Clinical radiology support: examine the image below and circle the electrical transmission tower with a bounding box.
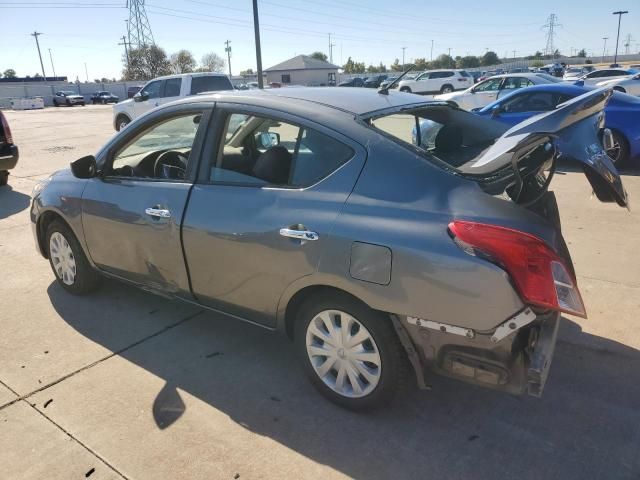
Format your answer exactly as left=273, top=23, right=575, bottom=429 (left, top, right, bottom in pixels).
left=542, top=14, right=561, bottom=57
left=126, top=0, right=154, bottom=49
left=624, top=34, right=633, bottom=55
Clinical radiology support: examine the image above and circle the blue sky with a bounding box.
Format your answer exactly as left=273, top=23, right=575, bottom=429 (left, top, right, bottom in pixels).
left=1, top=0, right=639, bottom=81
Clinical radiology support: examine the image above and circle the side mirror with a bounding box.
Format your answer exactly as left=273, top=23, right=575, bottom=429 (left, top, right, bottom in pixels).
left=256, top=132, right=280, bottom=149
left=490, top=105, right=503, bottom=118
left=133, top=92, right=148, bottom=102
left=70, top=155, right=97, bottom=179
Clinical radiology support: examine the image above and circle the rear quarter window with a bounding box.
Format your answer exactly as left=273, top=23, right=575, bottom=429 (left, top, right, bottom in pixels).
left=190, top=76, right=233, bottom=95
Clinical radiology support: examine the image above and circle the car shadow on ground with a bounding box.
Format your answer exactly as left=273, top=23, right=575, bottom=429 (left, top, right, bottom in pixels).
left=0, top=185, right=30, bottom=219
left=556, top=160, right=640, bottom=177
left=47, top=280, right=640, bottom=480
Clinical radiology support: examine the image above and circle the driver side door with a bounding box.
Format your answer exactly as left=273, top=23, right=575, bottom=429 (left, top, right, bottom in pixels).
left=81, top=105, right=210, bottom=296
left=468, top=77, right=503, bottom=109
left=133, top=79, right=163, bottom=118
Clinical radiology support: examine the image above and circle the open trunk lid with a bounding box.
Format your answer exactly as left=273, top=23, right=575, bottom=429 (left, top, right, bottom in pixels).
left=458, top=88, right=629, bottom=208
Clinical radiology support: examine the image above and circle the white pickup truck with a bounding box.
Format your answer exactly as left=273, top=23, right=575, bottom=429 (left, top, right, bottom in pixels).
left=113, top=72, right=233, bottom=131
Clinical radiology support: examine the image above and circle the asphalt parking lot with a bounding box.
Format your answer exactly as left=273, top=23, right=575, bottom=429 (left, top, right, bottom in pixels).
left=1, top=105, right=639, bottom=480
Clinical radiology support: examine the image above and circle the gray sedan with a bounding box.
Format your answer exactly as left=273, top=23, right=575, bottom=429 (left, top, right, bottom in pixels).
left=31, top=87, right=627, bottom=410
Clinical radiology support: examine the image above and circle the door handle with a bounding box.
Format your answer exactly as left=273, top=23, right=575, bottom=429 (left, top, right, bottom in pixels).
left=279, top=228, right=319, bottom=241
left=145, top=207, right=171, bottom=218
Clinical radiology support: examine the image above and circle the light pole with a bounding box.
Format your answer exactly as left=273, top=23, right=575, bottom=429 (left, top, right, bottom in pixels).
left=48, top=48, right=56, bottom=78
left=401, top=47, right=406, bottom=69
left=252, top=0, right=263, bottom=89
left=602, top=37, right=609, bottom=62
left=612, top=10, right=628, bottom=65
left=430, top=40, right=434, bottom=61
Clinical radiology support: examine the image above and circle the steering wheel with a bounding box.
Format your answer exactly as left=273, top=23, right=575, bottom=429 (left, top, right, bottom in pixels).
left=154, top=151, right=187, bottom=180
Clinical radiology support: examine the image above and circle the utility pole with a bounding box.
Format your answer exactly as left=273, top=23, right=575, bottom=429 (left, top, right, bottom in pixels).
left=252, top=0, right=263, bottom=89
left=512, top=50, right=516, bottom=59
left=401, top=47, right=406, bottom=69
left=118, top=35, right=130, bottom=73
left=224, top=39, right=232, bottom=77
left=84, top=62, right=88, bottom=82
left=328, top=33, right=335, bottom=63
left=31, top=31, right=46, bottom=80
left=602, top=37, right=609, bottom=62
left=48, top=48, right=56, bottom=78
left=430, top=40, right=434, bottom=61
left=612, top=10, right=628, bottom=65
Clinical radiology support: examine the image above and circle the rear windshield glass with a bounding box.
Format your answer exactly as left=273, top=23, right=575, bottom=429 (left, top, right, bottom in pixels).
left=190, top=76, right=233, bottom=95
left=368, top=107, right=507, bottom=171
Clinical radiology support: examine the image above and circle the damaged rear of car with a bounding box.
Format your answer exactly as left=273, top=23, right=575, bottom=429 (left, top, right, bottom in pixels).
left=361, top=88, right=627, bottom=398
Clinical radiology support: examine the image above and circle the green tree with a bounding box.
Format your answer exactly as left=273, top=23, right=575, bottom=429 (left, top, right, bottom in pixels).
left=2, top=68, right=17, bottom=78
left=170, top=49, right=197, bottom=74
left=530, top=60, right=544, bottom=68
left=199, top=52, right=226, bottom=72
left=240, top=68, right=255, bottom=76
left=457, top=56, right=480, bottom=68
left=431, top=54, right=455, bottom=69
left=310, top=51, right=328, bottom=62
left=577, top=49, right=587, bottom=58
left=413, top=57, right=429, bottom=70
left=390, top=58, right=403, bottom=72
left=342, top=57, right=355, bottom=73
left=123, top=45, right=172, bottom=80
left=481, top=51, right=500, bottom=66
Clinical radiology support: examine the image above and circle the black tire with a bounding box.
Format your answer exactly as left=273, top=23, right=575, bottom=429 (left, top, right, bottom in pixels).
left=80, top=102, right=85, bottom=106
left=440, top=84, right=454, bottom=94
left=53, top=100, right=59, bottom=107
left=115, top=115, right=130, bottom=131
left=608, top=130, right=630, bottom=168
left=66, top=100, right=71, bottom=106
left=0, top=170, right=8, bottom=186
left=399, top=86, right=411, bottom=93
left=92, top=99, right=96, bottom=105
left=294, top=291, right=409, bottom=410
left=46, top=220, right=102, bottom=295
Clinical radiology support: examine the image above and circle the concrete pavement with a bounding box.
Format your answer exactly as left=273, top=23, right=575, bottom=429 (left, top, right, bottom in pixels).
left=1, top=105, right=639, bottom=480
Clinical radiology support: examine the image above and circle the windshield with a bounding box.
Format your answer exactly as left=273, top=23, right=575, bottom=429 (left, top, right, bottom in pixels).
left=59, top=91, right=76, bottom=95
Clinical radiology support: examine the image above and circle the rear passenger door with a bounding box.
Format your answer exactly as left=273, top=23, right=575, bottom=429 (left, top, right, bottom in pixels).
left=182, top=104, right=366, bottom=327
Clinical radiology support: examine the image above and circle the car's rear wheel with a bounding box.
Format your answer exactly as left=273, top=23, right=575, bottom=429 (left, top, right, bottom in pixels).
left=399, top=86, right=411, bottom=93
left=440, top=84, right=454, bottom=94
left=46, top=220, right=101, bottom=295
left=607, top=130, right=630, bottom=168
left=115, top=115, right=130, bottom=131
left=295, top=292, right=408, bottom=410
left=0, top=170, right=8, bottom=186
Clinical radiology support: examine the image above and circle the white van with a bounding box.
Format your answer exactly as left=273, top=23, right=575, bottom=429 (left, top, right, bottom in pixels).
left=113, top=72, right=233, bottom=131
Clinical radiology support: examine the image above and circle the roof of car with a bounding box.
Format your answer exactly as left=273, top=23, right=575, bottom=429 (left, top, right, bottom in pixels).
left=193, top=87, right=434, bottom=115
left=152, top=72, right=230, bottom=81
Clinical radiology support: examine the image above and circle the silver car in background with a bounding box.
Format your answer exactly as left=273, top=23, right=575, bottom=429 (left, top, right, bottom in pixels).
left=31, top=87, right=627, bottom=410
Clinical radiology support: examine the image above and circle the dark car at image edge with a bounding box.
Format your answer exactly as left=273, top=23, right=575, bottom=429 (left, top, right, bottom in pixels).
left=0, top=110, right=18, bottom=186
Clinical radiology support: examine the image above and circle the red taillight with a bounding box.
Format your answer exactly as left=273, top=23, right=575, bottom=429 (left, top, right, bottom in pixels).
left=0, top=112, right=12, bottom=144
left=448, top=220, right=586, bottom=318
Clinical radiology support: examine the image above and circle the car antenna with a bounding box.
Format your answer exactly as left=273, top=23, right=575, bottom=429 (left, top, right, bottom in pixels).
left=378, top=64, right=415, bottom=95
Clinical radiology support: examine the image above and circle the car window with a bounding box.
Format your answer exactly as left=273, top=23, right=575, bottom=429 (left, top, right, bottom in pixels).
left=163, top=78, right=182, bottom=98
left=502, top=77, right=534, bottom=90
left=141, top=80, right=162, bottom=99
left=474, top=78, right=502, bottom=91
left=110, top=113, right=202, bottom=180
left=459, top=71, right=470, bottom=78
left=189, top=75, right=233, bottom=95
left=210, top=112, right=354, bottom=187
left=502, top=91, right=556, bottom=113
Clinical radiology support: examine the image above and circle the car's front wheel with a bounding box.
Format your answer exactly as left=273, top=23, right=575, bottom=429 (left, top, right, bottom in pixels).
left=115, top=115, right=130, bottom=131
left=440, top=84, right=454, bottom=94
left=295, top=292, right=408, bottom=410
left=0, top=170, right=8, bottom=186
left=46, top=220, right=101, bottom=295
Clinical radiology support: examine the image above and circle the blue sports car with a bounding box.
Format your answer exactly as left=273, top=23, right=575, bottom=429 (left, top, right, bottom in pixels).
left=476, top=84, right=640, bottom=167
left=413, top=85, right=640, bottom=167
